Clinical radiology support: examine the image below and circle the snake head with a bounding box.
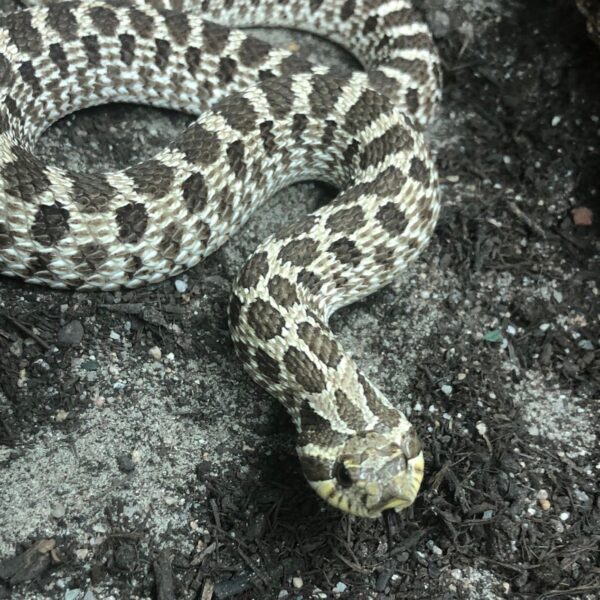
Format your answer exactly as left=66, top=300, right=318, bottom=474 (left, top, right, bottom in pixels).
left=299, top=425, right=424, bottom=518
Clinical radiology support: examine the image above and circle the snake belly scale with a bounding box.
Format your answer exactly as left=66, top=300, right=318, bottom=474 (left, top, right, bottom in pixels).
left=0, top=0, right=441, bottom=518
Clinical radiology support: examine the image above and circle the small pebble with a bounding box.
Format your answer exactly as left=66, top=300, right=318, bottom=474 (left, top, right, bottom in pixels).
left=57, top=320, right=84, bottom=346
left=75, top=549, right=89, bottom=561
left=148, top=346, right=162, bottom=361
left=174, top=279, right=188, bottom=293
left=559, top=512, right=570, bottom=521
left=55, top=410, right=69, bottom=423
left=117, top=454, right=136, bottom=473
left=571, top=206, right=593, bottom=226
left=440, top=384, right=453, bottom=396
left=292, top=576, right=303, bottom=589
left=333, top=581, right=347, bottom=594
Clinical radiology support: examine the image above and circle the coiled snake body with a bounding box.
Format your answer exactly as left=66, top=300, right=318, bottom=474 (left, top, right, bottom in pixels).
left=0, top=0, right=441, bottom=518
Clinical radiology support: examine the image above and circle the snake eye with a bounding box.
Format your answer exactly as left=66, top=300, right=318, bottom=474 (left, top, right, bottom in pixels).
left=334, top=462, right=353, bottom=488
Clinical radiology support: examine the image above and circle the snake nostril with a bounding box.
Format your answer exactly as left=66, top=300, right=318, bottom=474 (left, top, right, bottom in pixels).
left=403, top=427, right=422, bottom=460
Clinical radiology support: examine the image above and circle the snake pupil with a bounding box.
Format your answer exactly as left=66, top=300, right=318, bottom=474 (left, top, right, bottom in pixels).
left=335, top=462, right=353, bottom=488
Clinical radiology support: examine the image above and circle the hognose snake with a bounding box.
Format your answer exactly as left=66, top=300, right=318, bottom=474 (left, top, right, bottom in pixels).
left=0, top=0, right=441, bottom=519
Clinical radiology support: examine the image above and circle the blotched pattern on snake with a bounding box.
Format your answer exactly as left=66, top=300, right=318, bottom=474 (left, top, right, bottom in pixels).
left=0, top=0, right=441, bottom=518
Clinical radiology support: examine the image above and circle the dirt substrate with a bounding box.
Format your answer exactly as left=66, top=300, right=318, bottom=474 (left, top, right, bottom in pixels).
left=0, top=0, right=599, bottom=598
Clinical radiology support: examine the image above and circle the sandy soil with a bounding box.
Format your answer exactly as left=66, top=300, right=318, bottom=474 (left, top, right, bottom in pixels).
left=0, top=0, right=599, bottom=598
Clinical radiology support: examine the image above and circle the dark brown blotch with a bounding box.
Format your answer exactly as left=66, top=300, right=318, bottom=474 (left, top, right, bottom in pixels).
left=309, top=74, right=342, bottom=119
left=369, top=165, right=407, bottom=197
left=237, top=251, right=269, bottom=289
left=89, top=6, right=119, bottom=36
left=279, top=54, right=311, bottom=76
left=129, top=8, right=155, bottom=38
left=298, top=401, right=344, bottom=448
left=31, top=202, right=70, bottom=247
left=259, top=77, right=295, bottom=119
left=254, top=348, right=280, bottom=383
left=238, top=36, right=271, bottom=67
left=384, top=8, right=415, bottom=27
left=155, top=39, right=171, bottom=70
left=0, top=222, right=11, bottom=249
left=390, top=32, right=434, bottom=52
left=340, top=0, right=356, bottom=20
left=0, top=53, right=14, bottom=88
left=71, top=173, right=116, bottom=212
left=4, top=96, right=20, bottom=121
left=229, top=293, right=242, bottom=330
left=233, top=339, right=251, bottom=365
left=343, top=138, right=359, bottom=169
left=216, top=185, right=234, bottom=222
left=218, top=56, right=237, bottom=84
left=363, top=15, right=377, bottom=34
left=334, top=389, right=367, bottom=428
left=297, top=321, right=341, bottom=369
left=405, top=89, right=419, bottom=115
left=216, top=92, right=258, bottom=134
left=278, top=238, right=319, bottom=267
left=73, top=242, right=108, bottom=275
left=116, top=202, right=148, bottom=243
left=292, top=113, right=308, bottom=140
left=119, top=34, right=135, bottom=65
left=259, top=120, right=276, bottom=153
left=6, top=11, right=42, bottom=56
left=268, top=275, right=298, bottom=308
left=49, top=43, right=69, bottom=78
left=376, top=202, right=407, bottom=235
left=345, top=88, right=390, bottom=136
left=2, top=147, right=49, bottom=203
left=158, top=221, right=184, bottom=260
left=326, top=205, right=365, bottom=234
left=126, top=159, right=174, bottom=199
left=284, top=347, right=326, bottom=394
left=82, top=35, right=101, bottom=66
left=197, top=221, right=211, bottom=249
left=358, top=373, right=400, bottom=426
left=46, top=2, right=79, bottom=41
left=359, top=124, right=413, bottom=170
left=19, top=61, right=41, bottom=96
left=296, top=269, right=322, bottom=292
left=246, top=299, right=285, bottom=340
left=328, top=237, right=362, bottom=267
left=409, top=155, right=430, bottom=185
left=275, top=215, right=319, bottom=242
left=176, top=123, right=221, bottom=165
left=185, top=47, right=201, bottom=75
left=227, top=140, right=246, bottom=179
left=165, top=12, right=190, bottom=45
left=181, top=172, right=208, bottom=213
left=374, top=242, right=395, bottom=267
left=203, top=21, right=230, bottom=54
